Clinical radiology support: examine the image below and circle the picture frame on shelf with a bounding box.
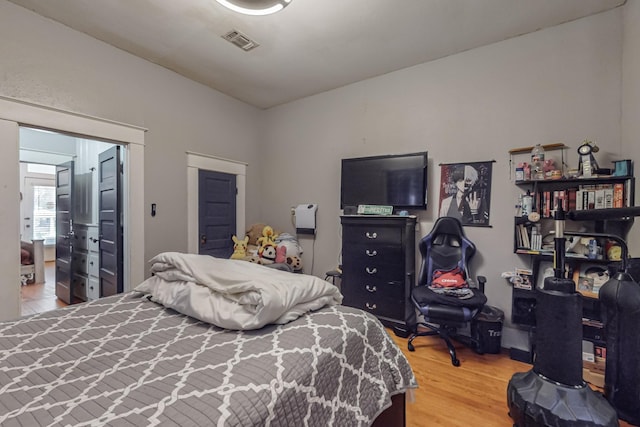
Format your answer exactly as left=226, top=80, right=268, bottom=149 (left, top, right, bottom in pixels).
left=514, top=268, right=533, bottom=290
left=573, top=265, right=609, bottom=297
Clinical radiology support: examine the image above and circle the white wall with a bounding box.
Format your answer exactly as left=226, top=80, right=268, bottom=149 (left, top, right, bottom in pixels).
left=261, top=9, right=627, bottom=349
left=1, top=0, right=636, bottom=351
left=622, top=0, right=640, bottom=254
left=0, top=0, right=265, bottom=267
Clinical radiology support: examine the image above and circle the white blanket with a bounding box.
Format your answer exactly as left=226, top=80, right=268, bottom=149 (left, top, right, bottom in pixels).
left=134, top=252, right=343, bottom=330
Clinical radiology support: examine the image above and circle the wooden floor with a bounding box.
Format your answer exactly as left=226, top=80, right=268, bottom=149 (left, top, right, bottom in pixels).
left=389, top=331, right=633, bottom=427
left=20, top=261, right=67, bottom=316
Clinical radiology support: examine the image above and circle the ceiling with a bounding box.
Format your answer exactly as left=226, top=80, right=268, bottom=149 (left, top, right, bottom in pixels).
left=9, top=0, right=625, bottom=109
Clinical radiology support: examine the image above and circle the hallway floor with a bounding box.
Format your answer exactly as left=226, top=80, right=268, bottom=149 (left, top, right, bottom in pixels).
left=20, top=261, right=67, bottom=316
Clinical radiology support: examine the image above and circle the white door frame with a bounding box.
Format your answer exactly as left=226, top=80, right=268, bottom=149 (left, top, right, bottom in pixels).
left=0, top=95, right=146, bottom=321
left=186, top=152, right=247, bottom=254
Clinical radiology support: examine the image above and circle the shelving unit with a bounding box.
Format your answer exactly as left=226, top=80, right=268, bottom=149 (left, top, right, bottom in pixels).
left=508, top=143, right=568, bottom=181
left=509, top=153, right=635, bottom=362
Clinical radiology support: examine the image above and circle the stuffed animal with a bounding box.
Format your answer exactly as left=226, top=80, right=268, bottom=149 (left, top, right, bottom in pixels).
left=245, top=223, right=268, bottom=246
left=275, top=245, right=287, bottom=264
left=259, top=243, right=277, bottom=264
left=245, top=254, right=261, bottom=263
left=286, top=255, right=303, bottom=272
left=275, top=233, right=302, bottom=257
left=230, top=235, right=249, bottom=259
left=257, top=225, right=278, bottom=249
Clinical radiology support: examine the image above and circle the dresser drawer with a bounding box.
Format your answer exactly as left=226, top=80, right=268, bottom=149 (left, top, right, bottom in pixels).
left=88, top=253, right=99, bottom=277
left=87, top=226, right=100, bottom=252
left=343, top=225, right=402, bottom=246
left=73, top=228, right=89, bottom=251
left=72, top=274, right=87, bottom=300
left=342, top=291, right=404, bottom=320
left=73, top=252, right=89, bottom=275
left=342, top=274, right=405, bottom=300
left=87, top=277, right=100, bottom=300
left=342, top=243, right=403, bottom=266
left=343, top=261, right=405, bottom=285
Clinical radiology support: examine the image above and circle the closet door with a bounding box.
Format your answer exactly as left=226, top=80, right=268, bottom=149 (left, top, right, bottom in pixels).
left=55, top=161, right=75, bottom=304
left=198, top=170, right=236, bottom=258
left=98, top=145, right=122, bottom=297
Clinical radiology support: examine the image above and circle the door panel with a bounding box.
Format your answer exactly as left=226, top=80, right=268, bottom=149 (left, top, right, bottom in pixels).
left=199, top=170, right=236, bottom=258
left=98, top=146, right=122, bottom=297
left=55, top=161, right=74, bottom=304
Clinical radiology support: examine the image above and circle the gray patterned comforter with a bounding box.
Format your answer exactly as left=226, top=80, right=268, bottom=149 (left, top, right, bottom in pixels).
left=0, top=293, right=416, bottom=426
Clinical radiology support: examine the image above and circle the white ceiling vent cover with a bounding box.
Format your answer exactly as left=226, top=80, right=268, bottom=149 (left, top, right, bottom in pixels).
left=222, top=30, right=259, bottom=51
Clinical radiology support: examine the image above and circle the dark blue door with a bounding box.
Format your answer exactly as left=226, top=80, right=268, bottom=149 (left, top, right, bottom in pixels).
left=55, top=161, right=74, bottom=304
left=199, top=170, right=236, bottom=258
left=98, top=146, right=122, bottom=297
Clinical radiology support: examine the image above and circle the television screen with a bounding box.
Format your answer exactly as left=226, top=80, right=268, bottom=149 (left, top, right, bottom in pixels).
left=341, top=152, right=428, bottom=210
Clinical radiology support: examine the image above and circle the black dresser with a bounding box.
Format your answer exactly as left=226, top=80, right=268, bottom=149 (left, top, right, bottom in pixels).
left=340, top=215, right=416, bottom=337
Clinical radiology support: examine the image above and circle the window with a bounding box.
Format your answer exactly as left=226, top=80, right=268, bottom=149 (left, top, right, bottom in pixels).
left=32, top=185, right=56, bottom=244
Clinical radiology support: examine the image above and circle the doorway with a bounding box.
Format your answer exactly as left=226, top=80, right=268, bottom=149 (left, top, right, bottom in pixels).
left=19, top=127, right=125, bottom=312
left=0, top=95, right=146, bottom=322
left=187, top=152, right=247, bottom=254
left=198, top=169, right=236, bottom=258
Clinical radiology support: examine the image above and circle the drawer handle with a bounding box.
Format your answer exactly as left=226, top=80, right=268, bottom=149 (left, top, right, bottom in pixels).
left=365, top=232, right=377, bottom=239
left=89, top=261, right=94, bottom=266
left=365, top=285, right=377, bottom=293
left=365, top=302, right=377, bottom=310
left=365, top=249, right=377, bottom=256
left=365, top=267, right=377, bottom=274
left=89, top=237, right=99, bottom=243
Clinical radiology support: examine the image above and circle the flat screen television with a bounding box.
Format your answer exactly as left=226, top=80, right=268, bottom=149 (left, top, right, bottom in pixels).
left=341, top=152, right=428, bottom=210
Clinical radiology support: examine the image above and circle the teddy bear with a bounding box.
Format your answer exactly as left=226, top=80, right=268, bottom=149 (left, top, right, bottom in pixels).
left=286, top=255, right=303, bottom=272
left=245, top=223, right=268, bottom=247
left=230, top=235, right=249, bottom=259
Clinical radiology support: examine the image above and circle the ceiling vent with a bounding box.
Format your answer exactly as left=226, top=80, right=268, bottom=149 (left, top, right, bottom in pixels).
left=222, top=30, right=259, bottom=51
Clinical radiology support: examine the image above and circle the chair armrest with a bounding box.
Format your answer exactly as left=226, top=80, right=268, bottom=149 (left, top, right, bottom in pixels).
left=476, top=275, right=486, bottom=293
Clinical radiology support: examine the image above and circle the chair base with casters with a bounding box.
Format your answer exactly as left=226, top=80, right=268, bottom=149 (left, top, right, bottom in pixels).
left=407, top=216, right=488, bottom=367
left=408, top=279, right=486, bottom=366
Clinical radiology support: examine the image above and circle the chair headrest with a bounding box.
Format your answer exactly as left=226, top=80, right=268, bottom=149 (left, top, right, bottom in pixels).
left=429, top=217, right=466, bottom=237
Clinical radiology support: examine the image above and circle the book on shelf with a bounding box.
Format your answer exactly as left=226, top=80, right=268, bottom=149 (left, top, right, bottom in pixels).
left=517, top=224, right=530, bottom=249
left=530, top=227, right=542, bottom=250
left=594, top=189, right=605, bottom=209
left=604, top=187, right=614, bottom=208
left=614, top=183, right=624, bottom=208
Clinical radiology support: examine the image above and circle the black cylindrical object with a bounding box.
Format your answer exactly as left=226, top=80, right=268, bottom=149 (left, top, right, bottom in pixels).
left=599, top=271, right=640, bottom=425
left=534, top=277, right=583, bottom=386
left=507, top=208, right=618, bottom=427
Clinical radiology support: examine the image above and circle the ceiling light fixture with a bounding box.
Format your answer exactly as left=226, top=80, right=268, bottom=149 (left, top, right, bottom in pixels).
left=215, top=0, right=292, bottom=16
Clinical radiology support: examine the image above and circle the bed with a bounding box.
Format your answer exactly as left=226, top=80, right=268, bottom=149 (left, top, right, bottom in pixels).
left=1, top=254, right=416, bottom=426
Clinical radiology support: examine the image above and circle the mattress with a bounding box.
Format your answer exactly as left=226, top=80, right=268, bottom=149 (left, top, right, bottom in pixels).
left=0, top=293, right=416, bottom=426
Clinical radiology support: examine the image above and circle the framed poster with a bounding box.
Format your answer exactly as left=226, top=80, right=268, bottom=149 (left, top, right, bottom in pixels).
left=439, top=161, right=493, bottom=227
